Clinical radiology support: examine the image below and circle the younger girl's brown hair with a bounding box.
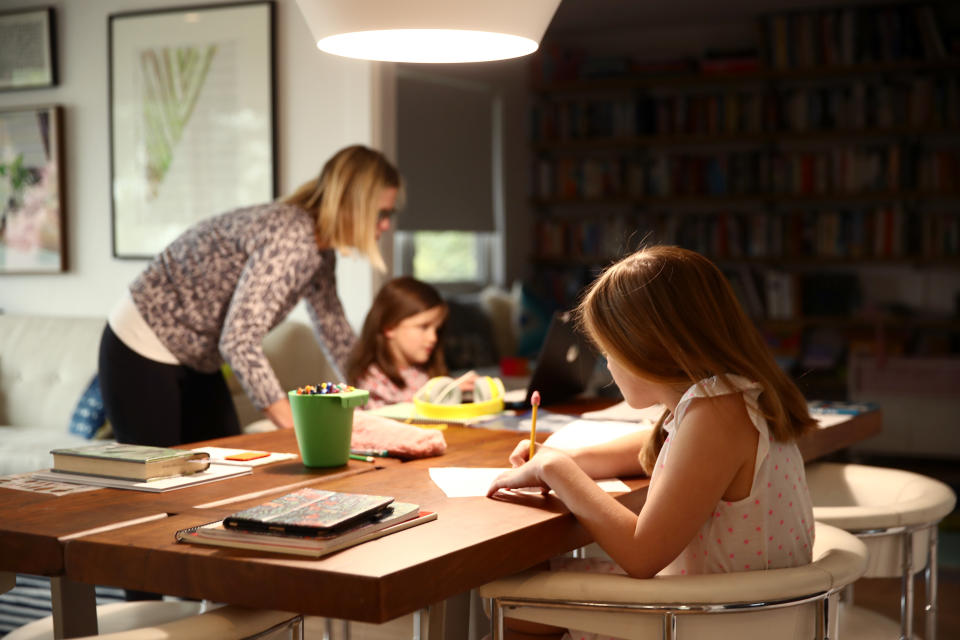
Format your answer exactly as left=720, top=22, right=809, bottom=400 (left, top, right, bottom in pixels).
left=283, top=145, right=403, bottom=272
left=577, top=245, right=815, bottom=475
left=346, top=277, right=448, bottom=388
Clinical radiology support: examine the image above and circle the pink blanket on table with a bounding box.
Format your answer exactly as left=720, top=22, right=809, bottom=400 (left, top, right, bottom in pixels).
left=351, top=412, right=446, bottom=459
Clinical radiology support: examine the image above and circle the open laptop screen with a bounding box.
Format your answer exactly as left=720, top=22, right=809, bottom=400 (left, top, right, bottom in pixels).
left=523, top=311, right=599, bottom=407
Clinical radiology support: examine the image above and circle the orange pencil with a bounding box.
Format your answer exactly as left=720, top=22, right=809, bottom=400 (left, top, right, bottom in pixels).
left=529, top=390, right=540, bottom=458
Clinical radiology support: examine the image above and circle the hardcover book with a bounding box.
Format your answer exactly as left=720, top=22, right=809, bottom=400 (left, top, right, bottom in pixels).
left=50, top=443, right=211, bottom=481
left=177, top=502, right=436, bottom=558
left=222, top=488, right=394, bottom=536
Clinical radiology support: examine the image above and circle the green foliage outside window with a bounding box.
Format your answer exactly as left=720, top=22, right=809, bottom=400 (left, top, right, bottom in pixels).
left=412, top=231, right=479, bottom=283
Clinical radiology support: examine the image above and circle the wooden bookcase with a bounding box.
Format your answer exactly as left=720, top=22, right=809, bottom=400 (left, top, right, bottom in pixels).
left=527, top=2, right=960, bottom=398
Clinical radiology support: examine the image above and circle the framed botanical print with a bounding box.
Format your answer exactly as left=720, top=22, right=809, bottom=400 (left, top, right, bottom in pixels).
left=109, top=1, right=276, bottom=258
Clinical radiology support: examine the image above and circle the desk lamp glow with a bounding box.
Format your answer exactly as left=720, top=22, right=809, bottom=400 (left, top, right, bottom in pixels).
left=294, top=0, right=562, bottom=63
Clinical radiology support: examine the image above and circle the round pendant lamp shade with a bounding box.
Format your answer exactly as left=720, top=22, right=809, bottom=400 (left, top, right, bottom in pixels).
left=294, top=0, right=562, bottom=63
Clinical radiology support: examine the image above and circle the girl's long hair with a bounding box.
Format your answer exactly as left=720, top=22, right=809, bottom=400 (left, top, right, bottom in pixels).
left=577, top=245, right=815, bottom=475
left=346, top=277, right=449, bottom=387
left=283, top=145, right=402, bottom=272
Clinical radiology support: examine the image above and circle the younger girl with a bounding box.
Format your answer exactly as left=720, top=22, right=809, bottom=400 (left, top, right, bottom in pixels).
left=487, top=245, right=817, bottom=640
left=347, top=277, right=449, bottom=408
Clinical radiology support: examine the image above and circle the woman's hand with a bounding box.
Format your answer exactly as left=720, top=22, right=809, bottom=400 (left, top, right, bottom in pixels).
left=264, top=398, right=295, bottom=429
left=486, top=444, right=570, bottom=497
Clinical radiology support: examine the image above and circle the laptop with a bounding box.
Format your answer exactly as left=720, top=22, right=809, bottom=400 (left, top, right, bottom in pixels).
left=503, top=311, right=600, bottom=409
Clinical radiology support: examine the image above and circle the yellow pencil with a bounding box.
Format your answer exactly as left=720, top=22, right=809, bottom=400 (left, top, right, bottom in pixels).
left=529, top=390, right=541, bottom=458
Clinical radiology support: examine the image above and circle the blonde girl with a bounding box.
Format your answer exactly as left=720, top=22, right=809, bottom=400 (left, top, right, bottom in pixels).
left=488, top=245, right=816, bottom=640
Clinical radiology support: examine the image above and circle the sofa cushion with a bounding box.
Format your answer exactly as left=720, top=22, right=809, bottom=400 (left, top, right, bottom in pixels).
left=0, top=426, right=101, bottom=476
left=0, top=315, right=105, bottom=432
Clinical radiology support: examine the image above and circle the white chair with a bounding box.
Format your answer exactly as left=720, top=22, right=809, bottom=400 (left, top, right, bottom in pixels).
left=806, top=462, right=957, bottom=640
left=478, top=522, right=867, bottom=640
left=5, top=601, right=302, bottom=640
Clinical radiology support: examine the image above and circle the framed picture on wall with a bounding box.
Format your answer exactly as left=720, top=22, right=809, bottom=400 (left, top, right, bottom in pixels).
left=0, top=7, right=57, bottom=91
left=0, top=105, right=66, bottom=273
left=109, top=1, right=276, bottom=258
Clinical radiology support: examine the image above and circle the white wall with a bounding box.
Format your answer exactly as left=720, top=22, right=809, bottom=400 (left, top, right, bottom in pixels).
left=0, top=0, right=378, bottom=330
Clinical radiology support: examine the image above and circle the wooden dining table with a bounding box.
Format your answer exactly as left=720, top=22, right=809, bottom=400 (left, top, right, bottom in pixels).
left=0, top=405, right=880, bottom=639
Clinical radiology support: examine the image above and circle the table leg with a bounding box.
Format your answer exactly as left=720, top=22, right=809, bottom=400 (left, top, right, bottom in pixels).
left=413, top=600, right=445, bottom=640
left=50, top=576, right=97, bottom=639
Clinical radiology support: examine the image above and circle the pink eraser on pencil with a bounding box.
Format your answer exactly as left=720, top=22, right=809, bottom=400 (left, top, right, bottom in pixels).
left=531, top=390, right=541, bottom=406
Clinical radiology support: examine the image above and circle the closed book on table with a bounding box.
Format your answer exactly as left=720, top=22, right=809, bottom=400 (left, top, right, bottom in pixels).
left=177, top=502, right=436, bottom=557
left=50, top=443, right=210, bottom=481
left=223, top=488, right=394, bottom=536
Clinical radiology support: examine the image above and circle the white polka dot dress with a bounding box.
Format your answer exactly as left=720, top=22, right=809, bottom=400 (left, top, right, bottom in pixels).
left=555, top=376, right=815, bottom=640
left=659, top=375, right=814, bottom=576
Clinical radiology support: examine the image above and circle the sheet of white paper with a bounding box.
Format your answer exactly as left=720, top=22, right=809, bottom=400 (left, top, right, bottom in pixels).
left=428, top=467, right=629, bottom=498
left=191, top=446, right=298, bottom=466
left=543, top=419, right=651, bottom=450
left=580, top=400, right=664, bottom=423
left=30, top=463, right=251, bottom=492
left=811, top=412, right=851, bottom=428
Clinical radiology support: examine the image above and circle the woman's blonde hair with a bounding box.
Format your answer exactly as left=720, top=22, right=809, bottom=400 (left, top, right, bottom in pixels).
left=283, top=145, right=402, bottom=271
left=576, top=245, right=815, bottom=475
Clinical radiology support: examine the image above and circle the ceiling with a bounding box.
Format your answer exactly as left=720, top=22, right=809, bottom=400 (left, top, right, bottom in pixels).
left=545, top=0, right=873, bottom=35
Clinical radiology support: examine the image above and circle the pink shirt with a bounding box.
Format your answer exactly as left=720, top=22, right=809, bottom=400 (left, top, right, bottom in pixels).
left=657, top=375, right=814, bottom=576
left=355, top=364, right=430, bottom=409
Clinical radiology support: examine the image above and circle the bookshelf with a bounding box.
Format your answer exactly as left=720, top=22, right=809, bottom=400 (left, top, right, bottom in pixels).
left=526, top=1, right=960, bottom=398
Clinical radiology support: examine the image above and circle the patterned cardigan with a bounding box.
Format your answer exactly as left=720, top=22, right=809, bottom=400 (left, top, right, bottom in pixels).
left=130, top=202, right=356, bottom=411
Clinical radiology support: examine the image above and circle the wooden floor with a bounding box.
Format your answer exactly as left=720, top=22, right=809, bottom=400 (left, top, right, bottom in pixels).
left=853, top=568, right=960, bottom=639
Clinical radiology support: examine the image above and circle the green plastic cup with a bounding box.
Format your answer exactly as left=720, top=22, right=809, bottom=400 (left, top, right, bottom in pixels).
left=288, top=388, right=369, bottom=467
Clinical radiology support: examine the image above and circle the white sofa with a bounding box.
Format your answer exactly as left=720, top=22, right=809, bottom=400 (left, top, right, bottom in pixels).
left=0, top=314, right=337, bottom=476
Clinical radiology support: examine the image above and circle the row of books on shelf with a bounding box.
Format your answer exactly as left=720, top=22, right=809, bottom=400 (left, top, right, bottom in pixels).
left=531, top=76, right=959, bottom=141
left=175, top=488, right=436, bottom=558
left=534, top=208, right=960, bottom=262
left=763, top=3, right=950, bottom=70
left=533, top=146, right=960, bottom=200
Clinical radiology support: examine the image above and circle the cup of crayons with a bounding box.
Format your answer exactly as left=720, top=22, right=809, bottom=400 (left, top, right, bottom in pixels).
left=289, top=383, right=369, bottom=467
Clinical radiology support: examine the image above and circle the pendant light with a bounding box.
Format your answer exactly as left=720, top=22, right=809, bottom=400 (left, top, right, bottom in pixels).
left=294, top=0, right=562, bottom=63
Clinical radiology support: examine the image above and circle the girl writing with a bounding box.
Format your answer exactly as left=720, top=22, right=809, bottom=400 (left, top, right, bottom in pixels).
left=487, top=245, right=816, bottom=640
left=347, top=276, right=449, bottom=408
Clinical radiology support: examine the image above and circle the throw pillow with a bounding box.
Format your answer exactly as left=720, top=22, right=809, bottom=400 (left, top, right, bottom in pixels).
left=68, top=374, right=107, bottom=439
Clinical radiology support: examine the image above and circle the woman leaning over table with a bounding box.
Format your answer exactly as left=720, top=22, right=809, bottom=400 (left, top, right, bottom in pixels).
left=98, top=144, right=402, bottom=447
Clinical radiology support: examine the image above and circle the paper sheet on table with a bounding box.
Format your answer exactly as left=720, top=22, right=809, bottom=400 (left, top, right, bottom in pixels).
left=191, top=446, right=298, bottom=466
left=428, top=467, right=629, bottom=498
left=811, top=412, right=851, bottom=428
left=543, top=419, right=652, bottom=450
left=580, top=400, right=664, bottom=423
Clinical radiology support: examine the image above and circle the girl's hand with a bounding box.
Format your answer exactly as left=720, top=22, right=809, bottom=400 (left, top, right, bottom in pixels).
left=486, top=445, right=569, bottom=497
left=507, top=438, right=539, bottom=467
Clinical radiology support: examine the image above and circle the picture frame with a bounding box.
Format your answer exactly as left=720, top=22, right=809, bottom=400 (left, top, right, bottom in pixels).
left=109, top=1, right=276, bottom=258
left=0, top=105, right=66, bottom=274
left=0, top=7, right=57, bottom=91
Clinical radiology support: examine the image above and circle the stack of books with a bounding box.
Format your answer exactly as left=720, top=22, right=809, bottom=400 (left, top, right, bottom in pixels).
left=177, top=487, right=437, bottom=557
left=32, top=443, right=251, bottom=491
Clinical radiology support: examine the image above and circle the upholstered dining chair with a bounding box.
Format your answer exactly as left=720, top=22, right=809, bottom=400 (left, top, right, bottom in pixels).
left=5, top=601, right=302, bottom=640
left=806, top=462, right=957, bottom=640
left=478, top=522, right=867, bottom=640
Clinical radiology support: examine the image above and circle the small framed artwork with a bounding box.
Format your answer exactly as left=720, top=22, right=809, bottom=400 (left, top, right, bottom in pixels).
left=0, top=105, right=66, bottom=274
left=0, top=8, right=57, bottom=91
left=109, top=1, right=276, bottom=258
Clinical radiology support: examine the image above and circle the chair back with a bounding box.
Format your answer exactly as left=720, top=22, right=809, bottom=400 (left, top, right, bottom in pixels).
left=807, top=462, right=957, bottom=577
left=480, top=522, right=867, bottom=640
